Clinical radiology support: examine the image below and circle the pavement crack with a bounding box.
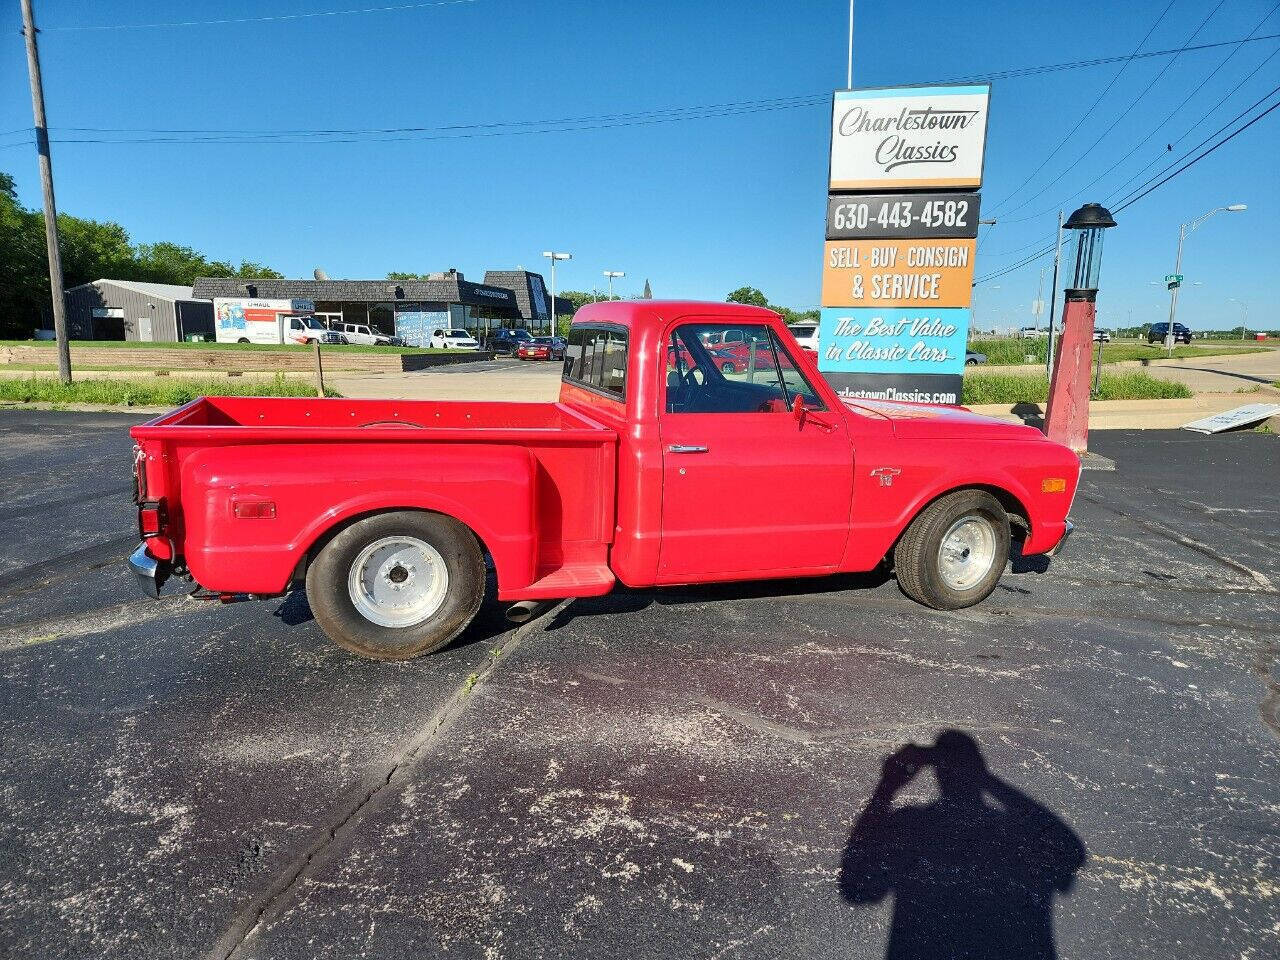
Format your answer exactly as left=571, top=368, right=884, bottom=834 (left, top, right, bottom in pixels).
left=1078, top=492, right=1276, bottom=591
left=0, top=596, right=197, bottom=652
left=204, top=598, right=573, bottom=960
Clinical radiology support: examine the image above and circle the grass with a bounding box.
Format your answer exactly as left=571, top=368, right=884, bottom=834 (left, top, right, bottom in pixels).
left=0, top=373, right=340, bottom=406
left=962, top=371, right=1192, bottom=405
left=0, top=339, right=476, bottom=356
left=968, top=338, right=1268, bottom=367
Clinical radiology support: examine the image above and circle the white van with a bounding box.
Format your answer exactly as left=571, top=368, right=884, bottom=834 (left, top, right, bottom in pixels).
left=214, top=298, right=327, bottom=345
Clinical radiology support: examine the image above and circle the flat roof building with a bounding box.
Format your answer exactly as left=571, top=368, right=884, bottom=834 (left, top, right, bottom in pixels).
left=193, top=270, right=572, bottom=346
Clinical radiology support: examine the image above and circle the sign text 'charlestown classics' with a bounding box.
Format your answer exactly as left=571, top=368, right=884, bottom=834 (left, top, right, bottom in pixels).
left=829, top=85, right=991, bottom=191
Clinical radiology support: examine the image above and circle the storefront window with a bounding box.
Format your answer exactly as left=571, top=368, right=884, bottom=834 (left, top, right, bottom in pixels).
left=369, top=303, right=395, bottom=338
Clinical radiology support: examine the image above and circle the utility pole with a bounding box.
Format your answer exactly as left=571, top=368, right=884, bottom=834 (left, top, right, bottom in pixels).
left=21, top=0, right=71, bottom=383
left=1044, top=210, right=1064, bottom=377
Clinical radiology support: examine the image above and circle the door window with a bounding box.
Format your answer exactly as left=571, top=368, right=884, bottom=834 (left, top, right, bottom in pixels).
left=665, top=323, right=823, bottom=414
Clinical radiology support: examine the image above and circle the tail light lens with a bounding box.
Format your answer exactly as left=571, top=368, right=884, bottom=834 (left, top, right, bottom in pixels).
left=138, top=499, right=167, bottom=539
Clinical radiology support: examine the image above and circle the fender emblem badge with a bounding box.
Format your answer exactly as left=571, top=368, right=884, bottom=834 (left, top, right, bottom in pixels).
left=870, top=467, right=902, bottom=487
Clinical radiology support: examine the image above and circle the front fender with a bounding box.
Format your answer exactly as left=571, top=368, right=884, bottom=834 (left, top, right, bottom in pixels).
left=844, top=437, right=1079, bottom=568
left=180, top=442, right=537, bottom=594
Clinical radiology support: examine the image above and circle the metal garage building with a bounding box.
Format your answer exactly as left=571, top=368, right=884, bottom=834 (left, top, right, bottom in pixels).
left=64, top=280, right=215, bottom=342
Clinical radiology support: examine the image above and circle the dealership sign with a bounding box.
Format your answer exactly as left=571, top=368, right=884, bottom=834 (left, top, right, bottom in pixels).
left=829, top=85, right=990, bottom=191
left=821, top=239, right=976, bottom=308
left=827, top=192, right=980, bottom=240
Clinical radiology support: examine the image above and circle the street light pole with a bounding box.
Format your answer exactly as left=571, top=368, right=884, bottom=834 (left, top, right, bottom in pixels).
left=603, top=270, right=624, bottom=300
left=20, top=0, right=71, bottom=384
left=1227, top=297, right=1248, bottom=340
left=542, top=251, right=572, bottom=334
left=1164, top=204, right=1246, bottom=353
left=846, top=0, right=855, bottom=89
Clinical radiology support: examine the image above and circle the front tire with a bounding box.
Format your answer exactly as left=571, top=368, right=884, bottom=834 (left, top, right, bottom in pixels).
left=893, top=490, right=1009, bottom=610
left=306, top=511, right=485, bottom=660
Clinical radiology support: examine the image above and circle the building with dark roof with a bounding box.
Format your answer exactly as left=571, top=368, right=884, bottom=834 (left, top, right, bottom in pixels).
left=192, top=270, right=573, bottom=346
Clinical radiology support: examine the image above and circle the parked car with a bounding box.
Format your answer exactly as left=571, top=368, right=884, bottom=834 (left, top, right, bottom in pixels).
left=965, top=350, right=987, bottom=366
left=526, top=336, right=565, bottom=360
left=1148, top=322, right=1191, bottom=345
left=491, top=328, right=534, bottom=356
left=517, top=339, right=552, bottom=361
left=430, top=328, right=481, bottom=350
left=1093, top=329, right=1111, bottom=343
left=336, top=322, right=392, bottom=346
left=1019, top=326, right=1047, bottom=338
left=127, top=300, right=1079, bottom=661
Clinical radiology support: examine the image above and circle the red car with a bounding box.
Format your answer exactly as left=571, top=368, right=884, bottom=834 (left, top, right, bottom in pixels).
left=127, top=301, right=1079, bottom=661
left=516, top=339, right=551, bottom=361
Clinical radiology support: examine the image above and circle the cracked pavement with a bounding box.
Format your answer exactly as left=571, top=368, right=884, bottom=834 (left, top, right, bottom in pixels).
left=0, top=410, right=1277, bottom=959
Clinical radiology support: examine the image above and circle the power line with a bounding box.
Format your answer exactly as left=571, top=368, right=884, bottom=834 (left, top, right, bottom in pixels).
left=997, top=3, right=1280, bottom=225
left=974, top=89, right=1280, bottom=285
left=986, top=0, right=1178, bottom=215
left=24, top=33, right=1280, bottom=146
left=994, top=0, right=1236, bottom=220
left=1111, top=91, right=1280, bottom=212
left=45, top=0, right=478, bottom=32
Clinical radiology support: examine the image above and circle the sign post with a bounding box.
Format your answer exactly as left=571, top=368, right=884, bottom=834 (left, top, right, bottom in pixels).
left=820, top=84, right=991, bottom=404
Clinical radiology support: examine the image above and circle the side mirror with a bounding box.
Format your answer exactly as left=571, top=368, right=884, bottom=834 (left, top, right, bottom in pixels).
left=792, top=394, right=807, bottom=424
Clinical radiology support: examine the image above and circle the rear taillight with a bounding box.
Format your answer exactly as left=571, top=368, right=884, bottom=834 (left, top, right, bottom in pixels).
left=138, top=499, right=167, bottom=539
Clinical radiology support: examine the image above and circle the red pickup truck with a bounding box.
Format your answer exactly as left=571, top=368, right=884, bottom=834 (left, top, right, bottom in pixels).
left=128, top=301, right=1078, bottom=660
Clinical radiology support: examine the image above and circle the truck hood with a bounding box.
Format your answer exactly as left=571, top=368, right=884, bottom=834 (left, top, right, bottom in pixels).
left=840, top=397, right=1043, bottom=441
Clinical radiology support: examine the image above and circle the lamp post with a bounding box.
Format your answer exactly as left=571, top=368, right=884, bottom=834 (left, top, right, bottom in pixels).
left=1164, top=204, right=1246, bottom=353
left=1044, top=203, right=1117, bottom=455
left=603, top=270, right=624, bottom=301
left=1226, top=297, right=1248, bottom=340
left=542, top=250, right=571, bottom=334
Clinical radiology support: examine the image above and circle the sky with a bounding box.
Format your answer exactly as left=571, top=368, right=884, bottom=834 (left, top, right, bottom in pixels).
left=1, top=0, right=1277, bottom=332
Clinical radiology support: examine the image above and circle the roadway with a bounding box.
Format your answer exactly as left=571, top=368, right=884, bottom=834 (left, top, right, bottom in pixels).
left=0, top=411, right=1277, bottom=959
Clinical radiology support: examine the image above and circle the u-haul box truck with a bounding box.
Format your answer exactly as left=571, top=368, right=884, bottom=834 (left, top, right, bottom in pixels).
left=214, top=297, right=327, bottom=345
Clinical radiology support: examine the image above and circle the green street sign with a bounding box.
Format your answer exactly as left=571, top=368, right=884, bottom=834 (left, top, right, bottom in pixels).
left=1165, top=274, right=1183, bottom=283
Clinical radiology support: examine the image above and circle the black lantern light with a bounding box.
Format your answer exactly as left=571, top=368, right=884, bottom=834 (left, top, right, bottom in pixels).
left=1062, top=202, right=1117, bottom=294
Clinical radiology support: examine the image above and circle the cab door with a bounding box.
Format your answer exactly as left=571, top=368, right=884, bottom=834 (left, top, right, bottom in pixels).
left=657, top=320, right=854, bottom=580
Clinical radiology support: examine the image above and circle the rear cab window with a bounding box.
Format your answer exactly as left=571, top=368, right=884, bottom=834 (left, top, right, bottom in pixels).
left=563, top=325, right=628, bottom=401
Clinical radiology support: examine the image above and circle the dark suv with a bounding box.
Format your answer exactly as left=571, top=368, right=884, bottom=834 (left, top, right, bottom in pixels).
left=491, top=328, right=534, bottom=355
left=1148, top=322, right=1191, bottom=345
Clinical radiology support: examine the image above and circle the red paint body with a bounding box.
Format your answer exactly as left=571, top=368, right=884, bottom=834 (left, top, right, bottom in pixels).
left=1045, top=295, right=1097, bottom=453
left=130, top=301, right=1079, bottom=602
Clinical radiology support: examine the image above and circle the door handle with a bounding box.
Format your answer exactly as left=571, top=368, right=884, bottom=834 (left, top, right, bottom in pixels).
left=667, top=444, right=708, bottom=454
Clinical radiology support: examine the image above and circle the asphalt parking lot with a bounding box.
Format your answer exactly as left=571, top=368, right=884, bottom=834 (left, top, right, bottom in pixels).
left=1, top=410, right=1277, bottom=960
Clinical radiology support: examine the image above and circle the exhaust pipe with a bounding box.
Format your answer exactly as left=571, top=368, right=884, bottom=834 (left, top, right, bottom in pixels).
left=505, top=600, right=545, bottom=624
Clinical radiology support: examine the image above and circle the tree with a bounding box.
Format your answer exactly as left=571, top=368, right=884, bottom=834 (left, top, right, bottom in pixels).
left=386, top=271, right=428, bottom=280
left=0, top=169, right=282, bottom=337
left=556, top=290, right=595, bottom=312
left=726, top=286, right=769, bottom=308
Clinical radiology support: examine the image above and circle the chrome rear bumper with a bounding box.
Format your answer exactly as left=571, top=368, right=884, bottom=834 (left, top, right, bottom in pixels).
left=127, top=544, right=170, bottom=599
left=1045, top=520, right=1074, bottom=558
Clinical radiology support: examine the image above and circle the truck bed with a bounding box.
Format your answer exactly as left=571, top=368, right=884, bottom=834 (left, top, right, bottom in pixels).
left=132, top=395, right=611, bottom=440
left=131, top=397, right=618, bottom=600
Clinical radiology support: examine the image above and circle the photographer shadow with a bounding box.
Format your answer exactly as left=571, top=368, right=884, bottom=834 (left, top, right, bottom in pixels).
left=839, top=730, right=1085, bottom=960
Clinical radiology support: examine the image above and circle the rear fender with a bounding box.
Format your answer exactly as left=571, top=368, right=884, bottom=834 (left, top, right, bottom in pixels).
left=180, top=442, right=537, bottom=594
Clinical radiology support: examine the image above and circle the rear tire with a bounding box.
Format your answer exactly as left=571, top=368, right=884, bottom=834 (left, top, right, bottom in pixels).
left=893, top=490, right=1009, bottom=610
left=306, top=511, right=485, bottom=660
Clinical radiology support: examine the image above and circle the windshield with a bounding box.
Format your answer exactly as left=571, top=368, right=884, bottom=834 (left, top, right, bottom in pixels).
left=789, top=326, right=816, bottom=337
left=449, top=329, right=470, bottom=338
left=301, top=316, right=326, bottom=330
left=532, top=337, right=551, bottom=344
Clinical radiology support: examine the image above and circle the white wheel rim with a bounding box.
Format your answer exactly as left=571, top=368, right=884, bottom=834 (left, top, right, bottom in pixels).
left=346, top=536, right=449, bottom=628
left=937, top=516, right=998, bottom=591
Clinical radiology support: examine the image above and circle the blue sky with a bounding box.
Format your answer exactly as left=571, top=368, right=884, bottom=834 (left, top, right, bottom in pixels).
left=2, top=0, right=1276, bottom=331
